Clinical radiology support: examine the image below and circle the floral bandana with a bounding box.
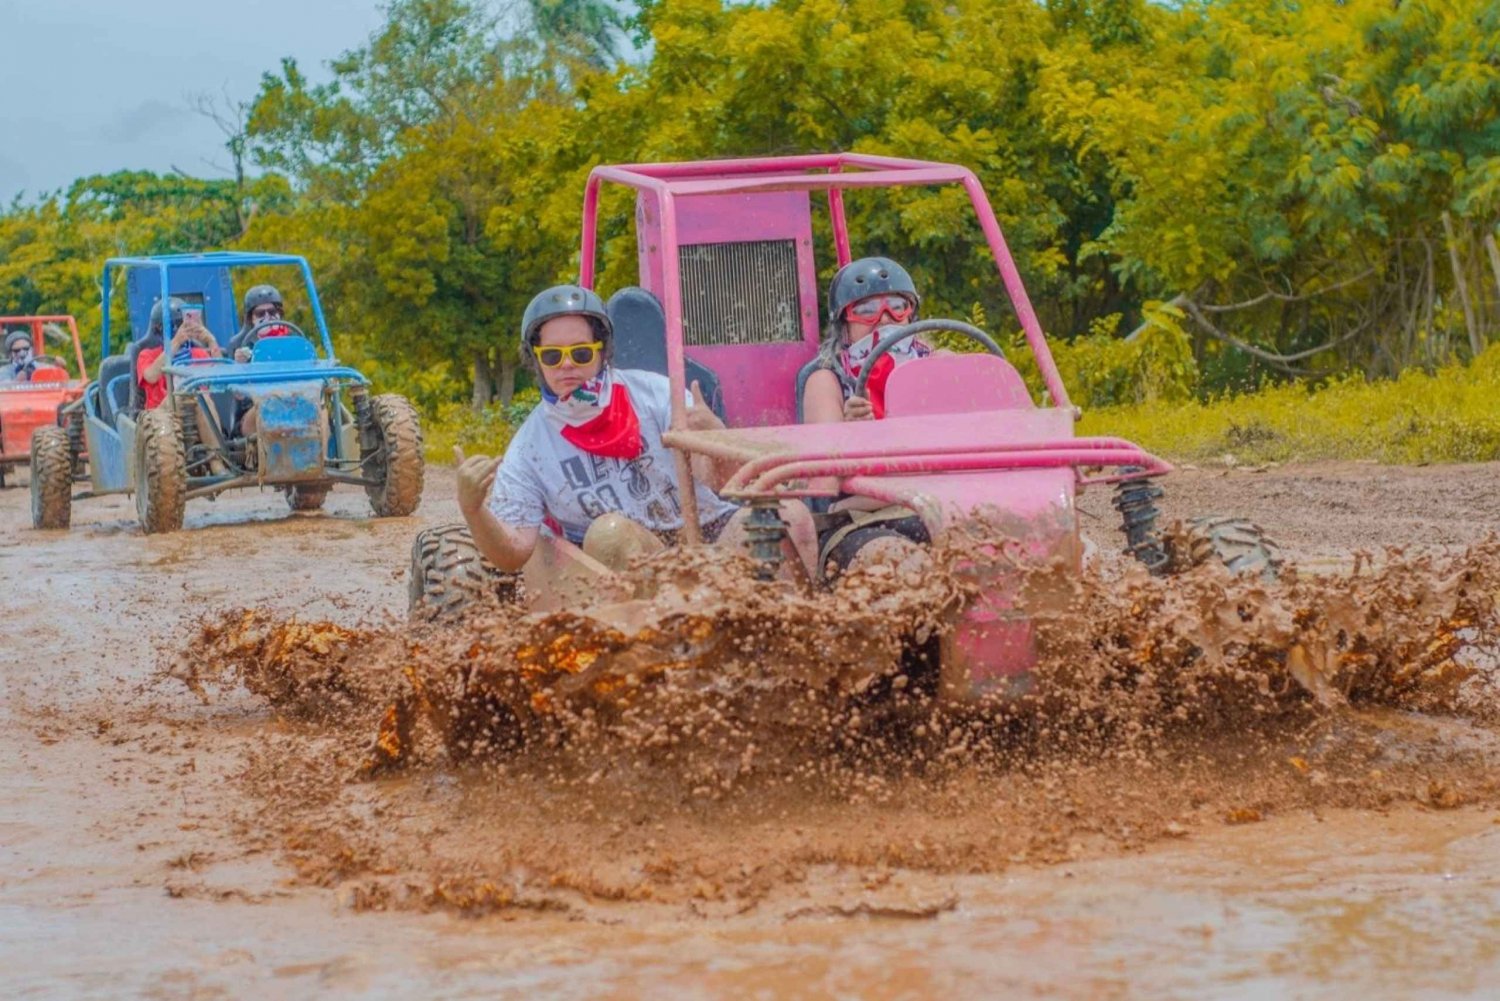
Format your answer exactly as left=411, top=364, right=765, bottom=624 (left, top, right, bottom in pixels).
left=541, top=366, right=644, bottom=459
left=839, top=328, right=932, bottom=419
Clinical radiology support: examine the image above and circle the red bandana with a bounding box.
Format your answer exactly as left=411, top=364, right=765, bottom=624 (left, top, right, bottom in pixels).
left=558, top=381, right=644, bottom=459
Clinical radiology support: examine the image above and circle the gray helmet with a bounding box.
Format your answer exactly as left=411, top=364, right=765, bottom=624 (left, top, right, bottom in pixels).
left=521, top=284, right=612, bottom=346
left=243, top=284, right=284, bottom=319
left=4, top=329, right=33, bottom=354
left=148, top=297, right=186, bottom=335
left=827, top=257, right=919, bottom=322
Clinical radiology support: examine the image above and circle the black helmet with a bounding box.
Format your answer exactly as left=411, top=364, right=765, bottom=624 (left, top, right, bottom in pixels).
left=242, top=284, right=284, bottom=318
left=148, top=297, right=186, bottom=335
left=521, top=284, right=612, bottom=346
left=827, top=257, right=919, bottom=322
left=4, top=329, right=33, bottom=353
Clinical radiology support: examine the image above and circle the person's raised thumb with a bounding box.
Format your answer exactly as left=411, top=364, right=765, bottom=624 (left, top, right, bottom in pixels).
left=453, top=445, right=466, bottom=464
left=690, top=380, right=705, bottom=405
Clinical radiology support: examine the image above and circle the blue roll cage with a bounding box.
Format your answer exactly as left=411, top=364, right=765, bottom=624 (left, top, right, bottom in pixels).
left=99, top=251, right=368, bottom=394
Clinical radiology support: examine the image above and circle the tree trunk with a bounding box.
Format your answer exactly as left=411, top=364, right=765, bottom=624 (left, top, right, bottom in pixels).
left=1484, top=232, right=1500, bottom=320
left=496, top=349, right=518, bottom=407
left=1441, top=211, right=1482, bottom=359
left=471, top=349, right=494, bottom=410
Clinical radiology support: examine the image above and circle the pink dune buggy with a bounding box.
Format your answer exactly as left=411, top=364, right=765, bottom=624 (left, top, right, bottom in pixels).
left=410, top=154, right=1273, bottom=703
left=1, top=314, right=89, bottom=491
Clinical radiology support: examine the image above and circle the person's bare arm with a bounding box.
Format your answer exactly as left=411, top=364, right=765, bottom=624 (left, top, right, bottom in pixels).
left=455, top=447, right=540, bottom=572
left=141, top=319, right=220, bottom=384
left=804, top=368, right=872, bottom=423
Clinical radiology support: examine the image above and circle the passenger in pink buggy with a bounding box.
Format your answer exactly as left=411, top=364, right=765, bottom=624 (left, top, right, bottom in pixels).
left=454, top=285, right=816, bottom=578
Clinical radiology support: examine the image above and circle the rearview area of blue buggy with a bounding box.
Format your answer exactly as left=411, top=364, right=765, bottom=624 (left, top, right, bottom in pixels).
left=33, top=252, right=425, bottom=533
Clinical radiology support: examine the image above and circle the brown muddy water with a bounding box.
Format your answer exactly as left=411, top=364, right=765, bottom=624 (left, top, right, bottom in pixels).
left=3, top=462, right=1499, bottom=999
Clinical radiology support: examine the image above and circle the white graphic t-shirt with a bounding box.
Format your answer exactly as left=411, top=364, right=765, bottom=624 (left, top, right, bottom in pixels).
left=487, top=368, right=738, bottom=543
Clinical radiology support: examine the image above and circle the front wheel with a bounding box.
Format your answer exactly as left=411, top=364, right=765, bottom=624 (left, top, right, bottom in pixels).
left=285, top=483, right=330, bottom=511
left=30, top=426, right=73, bottom=529
left=408, top=523, right=522, bottom=621
left=1176, top=516, right=1281, bottom=582
left=135, top=407, right=187, bottom=534
left=364, top=394, right=424, bottom=517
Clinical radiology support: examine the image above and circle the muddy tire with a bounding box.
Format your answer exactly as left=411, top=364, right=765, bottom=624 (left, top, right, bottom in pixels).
left=409, top=523, right=520, bottom=621
left=135, top=407, right=187, bottom=534
left=285, top=483, right=331, bottom=511
left=30, top=426, right=73, bottom=529
left=1179, top=516, right=1281, bottom=581
left=365, top=393, right=424, bottom=517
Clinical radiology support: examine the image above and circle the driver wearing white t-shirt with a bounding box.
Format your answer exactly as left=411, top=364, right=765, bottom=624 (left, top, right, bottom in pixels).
left=455, top=285, right=815, bottom=576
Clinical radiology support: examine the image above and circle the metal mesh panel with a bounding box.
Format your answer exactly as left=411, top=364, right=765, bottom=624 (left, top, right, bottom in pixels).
left=678, top=239, right=803, bottom=346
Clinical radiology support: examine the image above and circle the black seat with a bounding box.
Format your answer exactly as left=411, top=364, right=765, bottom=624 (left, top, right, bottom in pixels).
left=96, top=354, right=133, bottom=426
left=606, top=286, right=725, bottom=420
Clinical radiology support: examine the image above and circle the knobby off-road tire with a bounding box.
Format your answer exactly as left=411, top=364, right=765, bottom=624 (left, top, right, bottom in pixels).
left=135, top=407, right=187, bottom=534
left=285, top=483, right=331, bottom=511
left=409, top=523, right=522, bottom=621
left=365, top=393, right=424, bottom=517
left=30, top=426, right=73, bottom=529
left=1180, top=515, right=1281, bottom=582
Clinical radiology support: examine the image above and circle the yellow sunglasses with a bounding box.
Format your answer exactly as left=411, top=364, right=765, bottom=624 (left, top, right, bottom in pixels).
left=533, top=341, right=604, bottom=368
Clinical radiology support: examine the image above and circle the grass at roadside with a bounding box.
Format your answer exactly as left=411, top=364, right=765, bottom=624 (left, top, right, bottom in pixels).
left=420, top=348, right=1500, bottom=467
left=1081, top=346, right=1500, bottom=466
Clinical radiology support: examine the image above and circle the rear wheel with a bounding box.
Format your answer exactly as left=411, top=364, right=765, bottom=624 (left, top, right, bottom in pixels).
left=409, top=523, right=521, bottom=621
left=364, top=394, right=424, bottom=517
left=30, top=426, right=73, bottom=529
left=285, top=483, right=330, bottom=511
left=135, top=407, right=187, bottom=534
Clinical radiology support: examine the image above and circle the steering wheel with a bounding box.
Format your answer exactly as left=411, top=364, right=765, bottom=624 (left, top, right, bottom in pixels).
left=30, top=354, right=73, bottom=372
left=245, top=318, right=308, bottom=347
left=852, top=319, right=1006, bottom=401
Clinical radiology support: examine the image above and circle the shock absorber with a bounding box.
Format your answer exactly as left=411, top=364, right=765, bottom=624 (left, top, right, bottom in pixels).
left=65, top=406, right=85, bottom=477
left=174, top=392, right=202, bottom=471
left=1113, top=466, right=1170, bottom=575
left=744, top=501, right=786, bottom=581
left=351, top=387, right=380, bottom=459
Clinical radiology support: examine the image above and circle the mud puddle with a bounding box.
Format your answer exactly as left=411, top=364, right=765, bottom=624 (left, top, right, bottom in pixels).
left=7, top=463, right=1500, bottom=997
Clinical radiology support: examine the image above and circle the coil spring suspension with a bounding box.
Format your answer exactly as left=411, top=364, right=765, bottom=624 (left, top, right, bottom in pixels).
left=352, top=388, right=380, bottom=461
left=174, top=392, right=204, bottom=472
left=744, top=502, right=786, bottom=581
left=66, top=407, right=86, bottom=476
left=1112, top=466, right=1170, bottom=575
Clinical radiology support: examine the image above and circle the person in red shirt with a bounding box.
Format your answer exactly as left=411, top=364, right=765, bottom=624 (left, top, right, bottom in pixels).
left=135, top=298, right=222, bottom=410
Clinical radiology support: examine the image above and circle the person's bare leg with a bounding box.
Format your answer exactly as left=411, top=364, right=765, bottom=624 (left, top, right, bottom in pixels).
left=192, top=406, right=229, bottom=475
left=582, top=512, right=667, bottom=572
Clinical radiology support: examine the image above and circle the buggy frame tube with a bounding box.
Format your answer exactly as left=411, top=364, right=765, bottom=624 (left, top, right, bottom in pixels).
left=577, top=153, right=1073, bottom=414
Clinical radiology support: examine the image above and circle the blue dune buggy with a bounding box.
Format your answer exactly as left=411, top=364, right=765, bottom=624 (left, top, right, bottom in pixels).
left=30, top=252, right=424, bottom=532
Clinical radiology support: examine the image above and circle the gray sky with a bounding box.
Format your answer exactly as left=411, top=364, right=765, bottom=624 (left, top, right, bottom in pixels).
left=0, top=0, right=389, bottom=203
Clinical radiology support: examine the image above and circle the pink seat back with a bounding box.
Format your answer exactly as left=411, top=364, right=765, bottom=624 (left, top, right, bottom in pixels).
left=883, top=353, right=1034, bottom=417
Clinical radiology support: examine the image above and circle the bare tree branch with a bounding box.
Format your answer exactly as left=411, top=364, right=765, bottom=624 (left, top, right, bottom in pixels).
left=1179, top=296, right=1371, bottom=372
left=1197, top=268, right=1375, bottom=313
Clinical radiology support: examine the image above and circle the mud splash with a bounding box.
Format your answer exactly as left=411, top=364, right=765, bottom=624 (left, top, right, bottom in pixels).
left=173, top=536, right=1500, bottom=918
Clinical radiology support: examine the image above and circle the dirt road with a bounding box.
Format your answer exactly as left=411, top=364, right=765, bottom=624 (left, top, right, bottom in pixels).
left=3, top=462, right=1498, bottom=999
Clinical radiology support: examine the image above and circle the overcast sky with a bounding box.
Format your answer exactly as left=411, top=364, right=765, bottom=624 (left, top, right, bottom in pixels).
left=0, top=0, right=389, bottom=203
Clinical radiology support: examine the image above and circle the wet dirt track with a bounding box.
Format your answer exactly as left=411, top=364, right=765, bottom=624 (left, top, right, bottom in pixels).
left=3, top=462, right=1499, bottom=999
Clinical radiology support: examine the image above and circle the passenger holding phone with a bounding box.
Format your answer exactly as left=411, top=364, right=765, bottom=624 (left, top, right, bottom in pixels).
left=136, top=298, right=221, bottom=411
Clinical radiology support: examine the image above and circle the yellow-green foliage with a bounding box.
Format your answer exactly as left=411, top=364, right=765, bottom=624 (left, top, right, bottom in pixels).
left=1084, top=345, right=1500, bottom=465
left=1006, top=302, right=1199, bottom=407
left=424, top=387, right=541, bottom=461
